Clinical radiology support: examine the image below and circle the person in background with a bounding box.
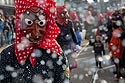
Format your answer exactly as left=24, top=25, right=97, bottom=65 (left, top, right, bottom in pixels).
left=0, top=0, right=70, bottom=83
left=84, top=9, right=96, bottom=46
left=105, top=12, right=113, bottom=44
left=108, top=11, right=124, bottom=81
left=96, top=13, right=107, bottom=42
left=70, top=11, right=82, bottom=45
left=70, top=11, right=82, bottom=51
left=8, top=15, right=16, bottom=43
left=0, top=13, right=4, bottom=47
left=3, top=19, right=11, bottom=45
left=56, top=5, right=78, bottom=71
left=93, top=35, right=105, bottom=68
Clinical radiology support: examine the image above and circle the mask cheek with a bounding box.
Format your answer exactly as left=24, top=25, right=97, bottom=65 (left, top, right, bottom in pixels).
left=26, top=33, right=32, bottom=39
left=22, top=29, right=32, bottom=39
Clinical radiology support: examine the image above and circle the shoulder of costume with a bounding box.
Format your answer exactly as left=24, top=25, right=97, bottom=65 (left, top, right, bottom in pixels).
left=0, top=44, right=14, bottom=55
left=68, top=20, right=73, bottom=26
left=68, top=19, right=72, bottom=22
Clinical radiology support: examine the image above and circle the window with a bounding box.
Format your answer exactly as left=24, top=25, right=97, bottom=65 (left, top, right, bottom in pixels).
left=9, top=0, right=14, bottom=5
left=0, top=0, right=5, bottom=5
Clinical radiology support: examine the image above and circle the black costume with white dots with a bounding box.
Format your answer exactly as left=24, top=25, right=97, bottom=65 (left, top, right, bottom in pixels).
left=0, top=45, right=69, bottom=83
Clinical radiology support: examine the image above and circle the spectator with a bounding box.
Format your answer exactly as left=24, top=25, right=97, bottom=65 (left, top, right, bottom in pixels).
left=93, top=35, right=105, bottom=68
left=0, top=14, right=4, bottom=47
left=3, top=20, right=11, bottom=45
left=8, top=15, right=16, bottom=43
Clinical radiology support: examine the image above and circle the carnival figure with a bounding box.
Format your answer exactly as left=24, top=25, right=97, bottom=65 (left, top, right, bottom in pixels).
left=56, top=5, right=78, bottom=71
left=0, top=0, right=70, bottom=83
left=70, top=11, right=82, bottom=46
left=108, top=11, right=124, bottom=81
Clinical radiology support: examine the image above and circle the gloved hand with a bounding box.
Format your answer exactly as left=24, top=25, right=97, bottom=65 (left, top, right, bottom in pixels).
left=75, top=45, right=82, bottom=50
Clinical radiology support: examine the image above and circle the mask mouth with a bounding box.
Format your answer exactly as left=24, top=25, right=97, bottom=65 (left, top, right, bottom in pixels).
left=61, top=16, right=68, bottom=20
left=22, top=29, right=45, bottom=43
left=72, top=15, right=76, bottom=20
left=28, top=34, right=43, bottom=43
left=29, top=37, right=42, bottom=43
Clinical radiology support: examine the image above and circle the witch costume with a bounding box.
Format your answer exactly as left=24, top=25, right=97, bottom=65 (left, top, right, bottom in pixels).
left=56, top=6, right=78, bottom=70
left=70, top=11, right=82, bottom=46
left=0, top=0, right=70, bottom=83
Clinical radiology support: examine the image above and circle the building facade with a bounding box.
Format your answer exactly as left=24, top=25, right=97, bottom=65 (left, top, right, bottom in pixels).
left=0, top=0, right=14, bottom=15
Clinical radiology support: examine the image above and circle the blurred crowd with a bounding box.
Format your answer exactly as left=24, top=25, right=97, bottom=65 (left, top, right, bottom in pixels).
left=0, top=13, right=15, bottom=47
left=89, top=6, right=125, bottom=81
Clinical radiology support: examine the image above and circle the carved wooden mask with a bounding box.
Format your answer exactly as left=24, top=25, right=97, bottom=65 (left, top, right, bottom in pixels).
left=21, top=6, right=47, bottom=43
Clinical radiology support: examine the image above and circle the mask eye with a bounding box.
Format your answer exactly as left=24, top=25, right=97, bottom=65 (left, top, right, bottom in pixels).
left=61, top=13, right=64, bottom=17
left=38, top=20, right=46, bottom=27
left=25, top=18, right=33, bottom=26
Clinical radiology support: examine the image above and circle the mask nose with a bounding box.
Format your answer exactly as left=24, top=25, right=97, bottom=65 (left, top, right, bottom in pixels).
left=32, top=24, right=41, bottom=36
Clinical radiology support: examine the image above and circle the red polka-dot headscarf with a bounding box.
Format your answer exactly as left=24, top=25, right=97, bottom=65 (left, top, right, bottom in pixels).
left=56, top=5, right=69, bottom=25
left=15, top=0, right=62, bottom=67
left=56, top=6, right=67, bottom=19
left=70, top=11, right=79, bottom=22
